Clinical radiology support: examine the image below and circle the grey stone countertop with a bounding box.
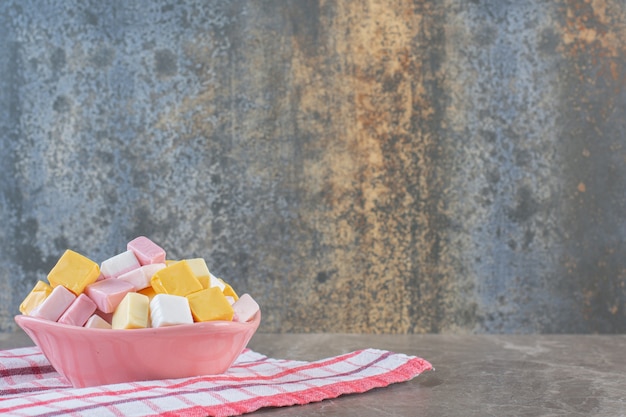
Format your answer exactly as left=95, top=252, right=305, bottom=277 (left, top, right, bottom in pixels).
left=1, top=331, right=625, bottom=416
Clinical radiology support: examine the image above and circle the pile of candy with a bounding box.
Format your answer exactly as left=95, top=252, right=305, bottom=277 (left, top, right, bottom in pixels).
left=19, top=236, right=259, bottom=329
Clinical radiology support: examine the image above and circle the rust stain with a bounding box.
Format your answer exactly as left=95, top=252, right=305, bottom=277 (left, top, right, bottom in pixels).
left=558, top=0, right=626, bottom=87
left=280, top=0, right=447, bottom=332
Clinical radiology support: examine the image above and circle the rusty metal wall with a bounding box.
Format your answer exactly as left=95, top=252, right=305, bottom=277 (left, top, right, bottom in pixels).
left=1, top=0, right=625, bottom=333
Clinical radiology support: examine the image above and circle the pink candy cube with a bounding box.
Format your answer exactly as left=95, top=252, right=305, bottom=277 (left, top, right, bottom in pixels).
left=127, top=236, right=166, bottom=265
left=232, top=294, right=260, bottom=323
left=84, top=279, right=135, bottom=313
left=58, top=294, right=97, bottom=326
left=30, top=285, right=76, bottom=322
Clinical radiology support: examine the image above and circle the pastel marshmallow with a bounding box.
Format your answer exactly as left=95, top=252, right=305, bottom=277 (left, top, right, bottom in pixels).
left=118, top=263, right=166, bottom=291
left=149, top=294, right=193, bottom=328
left=30, top=285, right=76, bottom=321
left=47, top=250, right=100, bottom=295
left=112, top=292, right=149, bottom=329
left=58, top=294, right=97, bottom=326
left=232, top=294, right=260, bottom=323
left=127, top=236, right=166, bottom=265
left=19, top=281, right=53, bottom=315
left=84, top=279, right=135, bottom=313
left=84, top=314, right=112, bottom=329
left=100, top=250, right=141, bottom=279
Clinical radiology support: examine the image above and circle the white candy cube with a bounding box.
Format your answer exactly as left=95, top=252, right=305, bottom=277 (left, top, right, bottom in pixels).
left=118, top=263, right=166, bottom=291
left=150, top=294, right=193, bottom=328
left=100, top=250, right=141, bottom=279
left=209, top=273, right=226, bottom=291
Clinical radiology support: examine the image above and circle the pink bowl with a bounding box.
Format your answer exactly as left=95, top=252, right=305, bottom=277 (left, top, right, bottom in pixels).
left=14, top=311, right=260, bottom=388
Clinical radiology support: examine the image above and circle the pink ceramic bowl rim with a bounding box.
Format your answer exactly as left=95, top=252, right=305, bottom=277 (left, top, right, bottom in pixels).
left=15, top=311, right=260, bottom=336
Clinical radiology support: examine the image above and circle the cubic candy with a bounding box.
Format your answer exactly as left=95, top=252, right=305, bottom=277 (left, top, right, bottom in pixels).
left=187, top=287, right=234, bottom=322
left=185, top=258, right=225, bottom=290
left=127, top=236, right=166, bottom=265
left=118, top=263, right=166, bottom=291
left=47, top=250, right=99, bottom=295
left=151, top=260, right=203, bottom=296
left=84, top=279, right=135, bottom=313
left=232, top=294, right=260, bottom=323
left=100, top=250, right=141, bottom=279
left=84, top=314, right=112, bottom=329
left=112, top=292, right=149, bottom=329
left=18, top=237, right=260, bottom=330
left=221, top=280, right=239, bottom=301
left=138, top=285, right=157, bottom=301
left=150, top=294, right=193, bottom=328
left=30, top=285, right=76, bottom=322
left=58, top=294, right=97, bottom=326
left=19, top=281, right=52, bottom=315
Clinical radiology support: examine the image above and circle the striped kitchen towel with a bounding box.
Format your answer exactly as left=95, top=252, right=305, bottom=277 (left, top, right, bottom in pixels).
left=0, top=347, right=432, bottom=417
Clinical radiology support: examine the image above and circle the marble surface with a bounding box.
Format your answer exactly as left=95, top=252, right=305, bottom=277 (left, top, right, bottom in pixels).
left=2, top=330, right=625, bottom=416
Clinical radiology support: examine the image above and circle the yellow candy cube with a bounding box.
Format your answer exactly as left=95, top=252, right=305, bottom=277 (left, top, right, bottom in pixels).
left=137, top=285, right=157, bottom=301
left=47, top=249, right=100, bottom=295
left=220, top=279, right=239, bottom=301
left=185, top=258, right=210, bottom=277
left=185, top=258, right=211, bottom=289
left=186, top=287, right=234, bottom=322
left=112, top=292, right=149, bottom=329
left=196, top=276, right=210, bottom=289
left=150, top=260, right=203, bottom=296
left=19, top=281, right=52, bottom=315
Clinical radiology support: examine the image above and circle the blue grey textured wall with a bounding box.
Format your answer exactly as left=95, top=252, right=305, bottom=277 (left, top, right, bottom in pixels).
left=1, top=0, right=625, bottom=333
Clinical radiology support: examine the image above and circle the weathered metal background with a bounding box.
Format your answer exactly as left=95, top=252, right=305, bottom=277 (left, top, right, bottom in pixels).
left=1, top=0, right=625, bottom=333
